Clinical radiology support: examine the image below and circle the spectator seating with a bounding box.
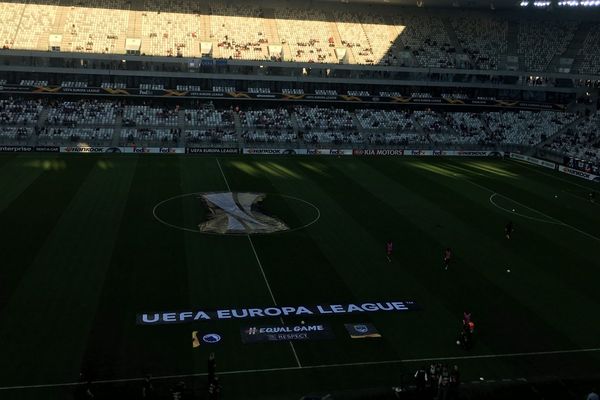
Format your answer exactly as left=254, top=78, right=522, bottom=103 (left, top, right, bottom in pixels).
left=123, top=105, right=179, bottom=126
left=517, top=19, right=577, bottom=72
left=452, top=12, right=507, bottom=70
left=577, top=24, right=600, bottom=75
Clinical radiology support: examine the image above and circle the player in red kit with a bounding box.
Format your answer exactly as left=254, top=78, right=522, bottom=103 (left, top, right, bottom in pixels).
left=443, top=248, right=452, bottom=270
left=386, top=240, right=393, bottom=262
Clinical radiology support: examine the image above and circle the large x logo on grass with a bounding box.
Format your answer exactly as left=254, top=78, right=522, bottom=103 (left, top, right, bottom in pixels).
left=199, top=192, right=289, bottom=235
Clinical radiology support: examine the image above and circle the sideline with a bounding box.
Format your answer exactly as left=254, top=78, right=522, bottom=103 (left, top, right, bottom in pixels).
left=2, top=347, right=599, bottom=391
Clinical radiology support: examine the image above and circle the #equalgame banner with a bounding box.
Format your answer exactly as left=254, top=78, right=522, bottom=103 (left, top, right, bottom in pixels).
left=240, top=324, right=334, bottom=344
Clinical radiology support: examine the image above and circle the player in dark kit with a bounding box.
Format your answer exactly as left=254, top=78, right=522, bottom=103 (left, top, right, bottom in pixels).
left=505, top=221, right=514, bottom=239
left=386, top=240, right=393, bottom=262
left=443, top=248, right=452, bottom=270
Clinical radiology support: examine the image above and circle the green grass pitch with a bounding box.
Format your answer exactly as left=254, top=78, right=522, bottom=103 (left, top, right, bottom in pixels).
left=0, top=154, right=599, bottom=399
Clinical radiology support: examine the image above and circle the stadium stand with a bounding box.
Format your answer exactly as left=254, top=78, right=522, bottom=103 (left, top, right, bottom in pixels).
left=543, top=113, right=600, bottom=164
left=0, top=1, right=595, bottom=74
left=241, top=108, right=296, bottom=143
left=517, top=19, right=578, bottom=72
left=482, top=110, right=577, bottom=146
left=46, top=100, right=119, bottom=126
left=123, top=105, right=179, bottom=126
left=577, top=23, right=600, bottom=75
left=452, top=12, right=507, bottom=70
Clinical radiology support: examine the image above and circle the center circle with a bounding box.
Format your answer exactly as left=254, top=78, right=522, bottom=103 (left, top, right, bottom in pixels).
left=152, top=192, right=320, bottom=235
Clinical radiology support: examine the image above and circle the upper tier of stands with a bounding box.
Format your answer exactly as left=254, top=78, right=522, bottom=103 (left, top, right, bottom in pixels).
left=0, top=1, right=598, bottom=73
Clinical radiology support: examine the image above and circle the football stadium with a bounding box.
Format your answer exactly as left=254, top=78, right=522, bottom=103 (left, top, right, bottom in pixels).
left=0, top=0, right=599, bottom=399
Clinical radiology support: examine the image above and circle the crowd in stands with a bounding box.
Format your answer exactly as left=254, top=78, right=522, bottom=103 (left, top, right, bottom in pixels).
left=46, top=100, right=119, bottom=126
left=393, top=14, right=455, bottom=68
left=0, top=98, right=43, bottom=125
left=517, top=19, right=577, bottom=72
left=452, top=13, right=507, bottom=70
left=0, top=2, right=596, bottom=72
left=37, top=127, right=113, bottom=144
left=240, top=108, right=295, bottom=143
left=121, top=128, right=180, bottom=144
left=186, top=129, right=236, bottom=144
left=123, top=105, right=179, bottom=126
left=0, top=97, right=597, bottom=167
left=295, top=106, right=362, bottom=144
left=544, top=113, right=600, bottom=165
left=577, top=24, right=600, bottom=75
left=482, top=110, right=576, bottom=146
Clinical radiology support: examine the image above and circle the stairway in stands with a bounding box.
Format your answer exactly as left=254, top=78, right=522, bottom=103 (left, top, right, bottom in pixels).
left=327, top=16, right=356, bottom=64
left=111, top=115, right=123, bottom=147
left=535, top=114, right=587, bottom=150
left=442, top=17, right=463, bottom=55
left=127, top=0, right=144, bottom=40
left=351, top=112, right=368, bottom=143
left=262, top=9, right=290, bottom=61
left=506, top=19, right=520, bottom=70
left=45, top=5, right=70, bottom=51
left=30, top=107, right=50, bottom=146
left=567, top=22, right=595, bottom=74
left=547, top=22, right=592, bottom=73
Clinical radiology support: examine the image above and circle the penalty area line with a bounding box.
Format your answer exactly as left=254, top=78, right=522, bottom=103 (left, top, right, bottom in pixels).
left=461, top=175, right=600, bottom=243
left=2, top=347, right=600, bottom=391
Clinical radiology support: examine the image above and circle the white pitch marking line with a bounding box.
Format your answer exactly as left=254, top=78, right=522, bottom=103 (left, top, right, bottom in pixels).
left=510, top=159, right=598, bottom=191
left=489, top=193, right=560, bottom=225
left=247, top=235, right=302, bottom=368
left=215, top=157, right=231, bottom=192
left=2, top=347, right=598, bottom=391
left=215, top=158, right=302, bottom=368
left=457, top=172, right=600, bottom=243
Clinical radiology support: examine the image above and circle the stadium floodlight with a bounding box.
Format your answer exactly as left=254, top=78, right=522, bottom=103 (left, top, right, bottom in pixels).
left=533, top=1, right=551, bottom=6
left=519, top=1, right=529, bottom=6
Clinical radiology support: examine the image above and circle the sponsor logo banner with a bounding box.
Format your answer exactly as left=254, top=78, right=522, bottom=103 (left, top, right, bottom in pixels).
left=60, top=146, right=110, bottom=153
left=61, top=146, right=185, bottom=154
left=558, top=165, right=600, bottom=181
left=186, top=147, right=239, bottom=154
left=344, top=323, right=382, bottom=339
left=243, top=148, right=305, bottom=155
left=0, top=145, right=33, bottom=152
left=241, top=324, right=334, bottom=344
left=157, top=147, right=185, bottom=154
left=119, top=147, right=184, bottom=154
left=34, top=145, right=60, bottom=153
left=306, top=149, right=353, bottom=156
left=455, top=150, right=493, bottom=157
left=353, top=149, right=404, bottom=156
left=352, top=149, right=504, bottom=157
left=510, top=153, right=555, bottom=169
left=409, top=150, right=433, bottom=156
left=137, top=301, right=419, bottom=325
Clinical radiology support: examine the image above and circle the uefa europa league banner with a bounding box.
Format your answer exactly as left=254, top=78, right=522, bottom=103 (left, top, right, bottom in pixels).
left=137, top=301, right=419, bottom=325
